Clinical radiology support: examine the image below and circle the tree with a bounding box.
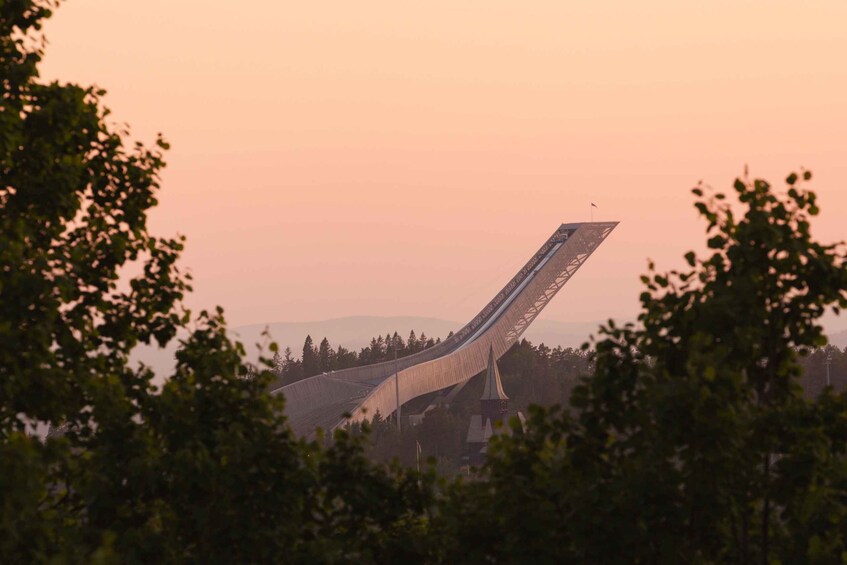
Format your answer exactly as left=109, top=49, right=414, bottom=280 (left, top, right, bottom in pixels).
left=318, top=337, right=333, bottom=373
left=438, top=171, right=847, bottom=563
left=0, top=3, right=434, bottom=561
left=420, top=332, right=435, bottom=349
left=385, top=333, right=394, bottom=357
left=334, top=345, right=358, bottom=370
left=369, top=336, right=384, bottom=362
left=11, top=5, right=847, bottom=562
left=302, top=334, right=318, bottom=377
left=391, top=331, right=404, bottom=355
left=1, top=0, right=188, bottom=556
left=271, top=350, right=284, bottom=375
left=277, top=346, right=304, bottom=385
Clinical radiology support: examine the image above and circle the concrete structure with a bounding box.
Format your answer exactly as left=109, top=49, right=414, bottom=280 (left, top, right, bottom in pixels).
left=274, top=221, right=618, bottom=437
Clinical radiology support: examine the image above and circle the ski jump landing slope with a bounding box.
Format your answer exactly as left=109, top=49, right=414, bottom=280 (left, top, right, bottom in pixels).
left=274, top=222, right=618, bottom=436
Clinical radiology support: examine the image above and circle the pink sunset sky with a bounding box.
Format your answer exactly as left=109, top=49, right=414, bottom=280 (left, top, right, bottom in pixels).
left=41, top=1, right=847, bottom=330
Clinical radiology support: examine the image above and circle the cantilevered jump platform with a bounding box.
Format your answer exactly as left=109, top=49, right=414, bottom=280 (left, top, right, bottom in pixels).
left=274, top=222, right=618, bottom=436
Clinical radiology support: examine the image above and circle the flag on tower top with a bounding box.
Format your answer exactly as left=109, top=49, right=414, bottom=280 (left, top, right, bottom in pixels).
left=591, top=202, right=598, bottom=208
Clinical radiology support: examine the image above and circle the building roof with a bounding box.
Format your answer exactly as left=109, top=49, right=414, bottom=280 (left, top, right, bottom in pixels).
left=480, top=345, right=509, bottom=401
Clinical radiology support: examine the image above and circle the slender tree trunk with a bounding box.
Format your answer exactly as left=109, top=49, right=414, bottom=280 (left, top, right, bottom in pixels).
left=730, top=506, right=742, bottom=563
left=742, top=501, right=750, bottom=565
left=761, top=453, right=770, bottom=564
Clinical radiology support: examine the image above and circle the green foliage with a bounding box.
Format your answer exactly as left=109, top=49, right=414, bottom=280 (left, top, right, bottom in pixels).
left=0, top=3, right=432, bottom=562
left=6, top=3, right=847, bottom=563
left=302, top=334, right=319, bottom=378
left=443, top=172, right=847, bottom=563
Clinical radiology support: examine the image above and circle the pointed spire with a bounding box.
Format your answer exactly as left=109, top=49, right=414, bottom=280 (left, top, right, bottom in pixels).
left=480, top=345, right=508, bottom=401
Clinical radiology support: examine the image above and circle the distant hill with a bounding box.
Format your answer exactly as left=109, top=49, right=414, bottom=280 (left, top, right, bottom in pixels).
left=232, top=316, right=461, bottom=353
left=524, top=319, right=608, bottom=349
left=230, top=316, right=609, bottom=353
left=131, top=315, right=608, bottom=383
left=830, top=329, right=847, bottom=349
left=131, top=315, right=847, bottom=385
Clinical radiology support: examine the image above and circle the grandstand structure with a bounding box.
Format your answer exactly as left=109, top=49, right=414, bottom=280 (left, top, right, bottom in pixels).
left=273, top=221, right=618, bottom=436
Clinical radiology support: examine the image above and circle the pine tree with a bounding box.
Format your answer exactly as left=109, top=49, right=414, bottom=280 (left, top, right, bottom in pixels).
left=334, top=346, right=358, bottom=370
left=391, top=331, right=404, bottom=355
left=281, top=347, right=304, bottom=385
left=370, top=336, right=384, bottom=361
left=318, top=337, right=333, bottom=373
left=302, top=335, right=319, bottom=377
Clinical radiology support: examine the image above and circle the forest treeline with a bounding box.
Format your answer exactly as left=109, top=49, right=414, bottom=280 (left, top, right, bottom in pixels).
left=274, top=329, right=847, bottom=396
left=356, top=339, right=593, bottom=474
left=5, top=3, right=847, bottom=562
left=270, top=330, right=443, bottom=387
left=350, top=335, right=847, bottom=474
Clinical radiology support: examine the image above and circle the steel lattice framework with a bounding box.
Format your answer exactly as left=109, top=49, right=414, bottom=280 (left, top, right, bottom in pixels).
left=274, top=222, right=618, bottom=436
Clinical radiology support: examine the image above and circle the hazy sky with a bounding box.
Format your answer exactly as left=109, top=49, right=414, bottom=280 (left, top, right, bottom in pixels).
left=40, top=1, right=847, bottom=330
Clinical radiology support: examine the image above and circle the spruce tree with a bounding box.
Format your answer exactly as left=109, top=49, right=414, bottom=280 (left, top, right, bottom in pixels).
left=318, top=337, right=333, bottom=373
left=301, top=335, right=318, bottom=377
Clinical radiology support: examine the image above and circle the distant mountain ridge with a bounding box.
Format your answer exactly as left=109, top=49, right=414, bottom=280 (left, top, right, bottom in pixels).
left=131, top=315, right=606, bottom=383
left=132, top=315, right=847, bottom=384
left=830, top=329, right=847, bottom=349
left=232, top=316, right=461, bottom=352
left=230, top=316, right=847, bottom=356
left=231, top=315, right=607, bottom=353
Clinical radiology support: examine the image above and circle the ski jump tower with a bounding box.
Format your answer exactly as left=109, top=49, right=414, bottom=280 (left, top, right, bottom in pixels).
left=274, top=221, right=618, bottom=436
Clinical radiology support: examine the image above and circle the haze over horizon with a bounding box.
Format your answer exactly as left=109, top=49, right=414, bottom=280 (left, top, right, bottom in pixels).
left=39, top=1, right=847, bottom=329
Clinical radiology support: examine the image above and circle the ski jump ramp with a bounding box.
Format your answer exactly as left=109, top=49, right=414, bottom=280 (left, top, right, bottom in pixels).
left=274, top=222, right=618, bottom=436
